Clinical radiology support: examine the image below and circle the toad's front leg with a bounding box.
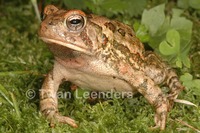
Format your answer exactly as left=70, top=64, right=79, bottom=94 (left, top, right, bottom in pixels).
left=127, top=73, right=170, bottom=130
left=39, top=68, right=77, bottom=128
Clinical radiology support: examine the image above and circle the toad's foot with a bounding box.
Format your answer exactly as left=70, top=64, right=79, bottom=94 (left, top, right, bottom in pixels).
left=154, top=101, right=168, bottom=130
left=49, top=113, right=78, bottom=128
left=40, top=88, right=78, bottom=128
left=149, top=100, right=168, bottom=130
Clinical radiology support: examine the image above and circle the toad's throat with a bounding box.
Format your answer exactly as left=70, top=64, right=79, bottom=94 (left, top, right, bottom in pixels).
left=40, top=37, right=93, bottom=55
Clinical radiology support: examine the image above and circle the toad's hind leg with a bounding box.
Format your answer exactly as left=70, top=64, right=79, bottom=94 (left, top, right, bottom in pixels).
left=166, top=68, right=184, bottom=100
left=144, top=52, right=184, bottom=108
left=39, top=69, right=77, bottom=128
left=125, top=72, right=170, bottom=130
left=165, top=68, right=184, bottom=110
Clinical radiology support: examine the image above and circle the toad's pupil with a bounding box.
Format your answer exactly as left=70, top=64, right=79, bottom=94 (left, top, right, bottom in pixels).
left=70, top=19, right=81, bottom=24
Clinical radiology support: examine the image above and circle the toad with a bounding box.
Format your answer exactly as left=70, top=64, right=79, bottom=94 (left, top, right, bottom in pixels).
left=38, top=5, right=184, bottom=130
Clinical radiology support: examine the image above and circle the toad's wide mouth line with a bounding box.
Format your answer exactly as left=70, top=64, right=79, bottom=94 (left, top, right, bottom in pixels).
left=40, top=37, right=93, bottom=55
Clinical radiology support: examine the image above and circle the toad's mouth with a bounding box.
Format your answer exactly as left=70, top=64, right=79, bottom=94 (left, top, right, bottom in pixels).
left=40, top=37, right=93, bottom=55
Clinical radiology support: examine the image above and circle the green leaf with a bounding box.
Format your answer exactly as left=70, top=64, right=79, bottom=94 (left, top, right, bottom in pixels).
left=181, top=54, right=191, bottom=68
left=189, top=0, right=200, bottom=9
left=135, top=23, right=150, bottom=42
left=159, top=29, right=180, bottom=55
left=170, top=16, right=193, bottom=32
left=149, top=35, right=166, bottom=49
left=176, top=57, right=182, bottom=68
left=194, top=79, right=200, bottom=85
left=180, top=73, right=193, bottom=82
left=141, top=4, right=165, bottom=35
left=156, top=16, right=171, bottom=36
left=170, top=14, right=192, bottom=68
left=177, top=0, right=189, bottom=9
left=193, top=80, right=200, bottom=89
left=166, top=29, right=180, bottom=49
left=171, top=16, right=192, bottom=31
left=180, top=73, right=200, bottom=95
left=170, top=17, right=193, bottom=47
left=172, top=8, right=184, bottom=17
left=180, top=73, right=194, bottom=89
left=188, top=79, right=200, bottom=96
left=159, top=41, right=175, bottom=55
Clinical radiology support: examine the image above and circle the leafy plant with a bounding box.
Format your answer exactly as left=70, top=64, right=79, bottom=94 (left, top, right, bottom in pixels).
left=136, top=4, right=193, bottom=68
left=180, top=73, right=200, bottom=96
left=159, top=29, right=190, bottom=68
left=141, top=4, right=166, bottom=36
left=159, top=29, right=180, bottom=56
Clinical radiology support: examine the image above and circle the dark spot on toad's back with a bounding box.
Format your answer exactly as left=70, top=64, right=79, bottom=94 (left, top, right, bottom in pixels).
left=118, top=28, right=125, bottom=36
left=104, top=22, right=116, bottom=32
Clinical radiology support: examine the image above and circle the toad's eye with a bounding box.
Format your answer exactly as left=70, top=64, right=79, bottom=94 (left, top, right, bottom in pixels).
left=64, top=14, right=86, bottom=32
left=70, top=19, right=82, bottom=24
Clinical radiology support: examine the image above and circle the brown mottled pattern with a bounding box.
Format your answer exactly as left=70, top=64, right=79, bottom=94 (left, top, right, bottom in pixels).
left=87, top=20, right=110, bottom=50
left=104, top=22, right=116, bottom=32
left=117, top=28, right=125, bottom=36
left=80, top=30, right=93, bottom=48
left=113, top=40, right=130, bottom=57
left=96, top=20, right=145, bottom=70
